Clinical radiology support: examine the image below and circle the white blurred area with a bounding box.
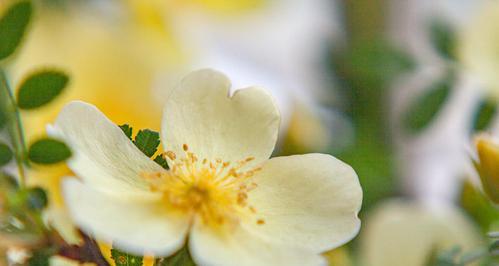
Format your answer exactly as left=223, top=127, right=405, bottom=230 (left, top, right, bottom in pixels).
left=69, top=0, right=351, bottom=153
left=388, top=0, right=499, bottom=205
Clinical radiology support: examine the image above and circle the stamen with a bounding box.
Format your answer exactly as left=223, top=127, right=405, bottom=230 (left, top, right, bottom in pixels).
left=165, top=151, right=176, bottom=160
left=141, top=145, right=263, bottom=227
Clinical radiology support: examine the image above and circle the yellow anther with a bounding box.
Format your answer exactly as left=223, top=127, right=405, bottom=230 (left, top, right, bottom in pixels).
left=165, top=151, right=176, bottom=160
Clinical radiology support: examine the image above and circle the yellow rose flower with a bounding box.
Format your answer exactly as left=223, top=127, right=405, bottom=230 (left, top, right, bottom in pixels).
left=9, top=7, right=179, bottom=244
left=51, top=69, right=362, bottom=265
left=474, top=135, right=499, bottom=204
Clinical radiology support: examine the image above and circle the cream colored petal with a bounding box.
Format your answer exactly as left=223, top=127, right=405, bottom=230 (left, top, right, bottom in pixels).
left=43, top=206, right=82, bottom=245
left=52, top=101, right=163, bottom=199
left=161, top=69, right=280, bottom=167
left=189, top=220, right=327, bottom=266
left=360, top=200, right=482, bottom=266
left=62, top=179, right=190, bottom=257
left=247, top=153, right=362, bottom=252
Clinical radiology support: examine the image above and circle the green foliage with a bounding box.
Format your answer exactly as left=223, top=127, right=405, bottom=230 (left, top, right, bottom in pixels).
left=472, top=99, right=497, bottom=132
left=26, top=187, right=47, bottom=210
left=0, top=142, right=13, bottom=166
left=156, top=246, right=196, bottom=266
left=28, top=138, right=71, bottom=164
left=429, top=19, right=456, bottom=60
left=27, top=250, right=51, bottom=266
left=0, top=1, right=32, bottom=60
left=0, top=110, right=6, bottom=130
left=119, top=124, right=133, bottom=140
left=111, top=248, right=143, bottom=266
left=134, top=129, right=160, bottom=157
left=403, top=73, right=453, bottom=133
left=337, top=40, right=416, bottom=86
left=17, top=70, right=69, bottom=109
left=154, top=154, right=169, bottom=169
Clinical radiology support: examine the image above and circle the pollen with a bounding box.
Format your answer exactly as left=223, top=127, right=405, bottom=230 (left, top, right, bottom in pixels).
left=141, top=144, right=262, bottom=227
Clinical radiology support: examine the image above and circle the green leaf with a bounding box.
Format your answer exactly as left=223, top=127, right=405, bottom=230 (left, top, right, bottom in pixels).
left=0, top=142, right=13, bottom=166
left=403, top=73, right=453, bottom=133
left=472, top=99, right=497, bottom=132
left=341, top=40, right=416, bottom=86
left=28, top=138, right=71, bottom=164
left=119, top=124, right=133, bottom=140
left=490, top=240, right=499, bottom=254
left=0, top=1, right=32, bottom=60
left=111, top=248, right=143, bottom=266
left=429, top=19, right=456, bottom=60
left=26, top=187, right=47, bottom=210
left=17, top=70, right=69, bottom=109
left=156, top=246, right=196, bottom=266
left=154, top=154, right=169, bottom=169
left=134, top=129, right=160, bottom=157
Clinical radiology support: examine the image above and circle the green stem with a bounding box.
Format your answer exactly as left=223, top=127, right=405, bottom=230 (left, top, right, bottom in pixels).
left=0, top=69, right=28, bottom=186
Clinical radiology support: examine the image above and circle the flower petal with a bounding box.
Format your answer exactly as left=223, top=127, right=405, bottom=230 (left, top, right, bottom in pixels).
left=247, top=153, right=362, bottom=252
left=161, top=69, right=280, bottom=166
left=62, top=179, right=189, bottom=257
left=52, top=101, right=164, bottom=199
left=189, top=220, right=327, bottom=266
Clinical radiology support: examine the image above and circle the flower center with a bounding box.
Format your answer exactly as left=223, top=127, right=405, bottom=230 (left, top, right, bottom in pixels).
left=141, top=144, right=264, bottom=227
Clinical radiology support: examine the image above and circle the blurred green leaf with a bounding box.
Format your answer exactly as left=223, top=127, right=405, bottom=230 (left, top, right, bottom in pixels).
left=154, top=154, right=169, bottom=170
left=17, top=70, right=69, bottom=109
left=111, top=248, right=143, bottom=266
left=0, top=110, right=6, bottom=130
left=134, top=129, right=160, bottom=157
left=156, top=246, right=195, bottom=266
left=28, top=138, right=71, bottom=164
left=26, top=187, right=47, bottom=210
left=429, top=19, right=456, bottom=60
left=0, top=142, right=13, bottom=166
left=403, top=73, right=453, bottom=133
left=472, top=99, right=497, bottom=132
left=339, top=40, right=416, bottom=86
left=119, top=124, right=133, bottom=140
left=0, top=1, right=32, bottom=60
left=426, top=246, right=461, bottom=266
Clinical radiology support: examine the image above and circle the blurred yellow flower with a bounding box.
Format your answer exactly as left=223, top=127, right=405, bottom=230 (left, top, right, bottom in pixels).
left=474, top=135, right=499, bottom=204
left=458, top=1, right=499, bottom=101
left=52, top=69, right=362, bottom=265
left=360, top=200, right=481, bottom=266
left=8, top=6, right=180, bottom=244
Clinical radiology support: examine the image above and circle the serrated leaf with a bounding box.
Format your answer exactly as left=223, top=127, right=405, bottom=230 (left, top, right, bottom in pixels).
left=154, top=154, right=169, bottom=169
left=0, top=1, right=32, bottom=60
left=156, top=246, right=195, bottom=266
left=0, top=142, right=13, bottom=166
left=403, top=74, right=453, bottom=133
left=119, top=124, right=133, bottom=140
left=472, top=99, right=497, bottom=132
left=17, top=70, right=69, bottom=109
left=429, top=19, right=456, bottom=60
left=28, top=138, right=71, bottom=164
left=111, top=248, right=143, bottom=266
left=134, top=129, right=160, bottom=157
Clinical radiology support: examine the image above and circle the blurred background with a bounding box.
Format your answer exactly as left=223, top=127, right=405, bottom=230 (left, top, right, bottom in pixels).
left=1, top=0, right=499, bottom=265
